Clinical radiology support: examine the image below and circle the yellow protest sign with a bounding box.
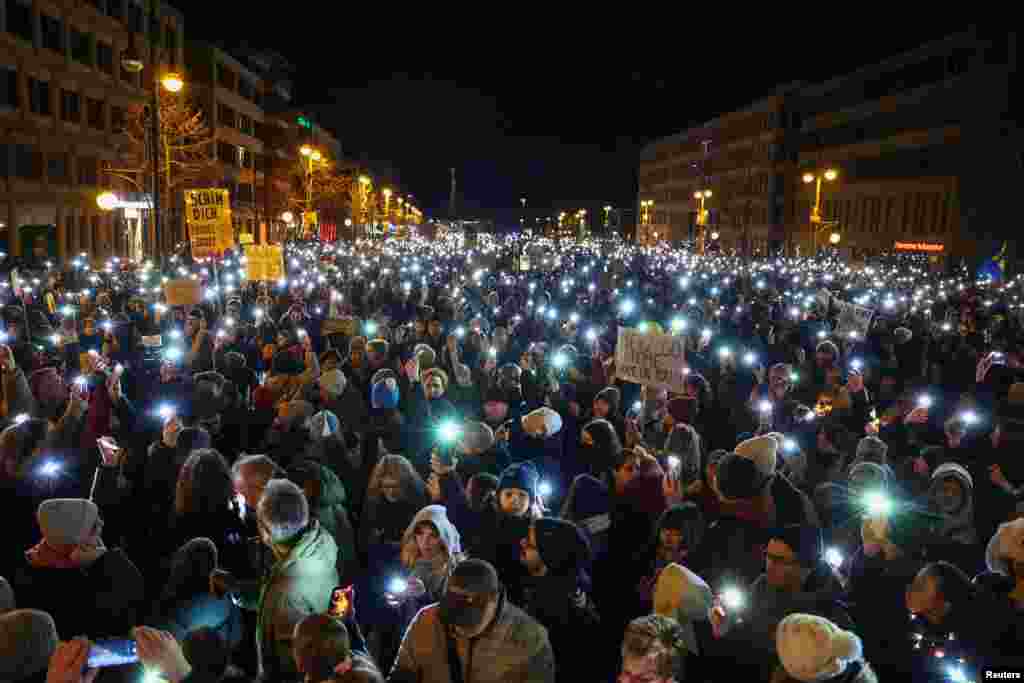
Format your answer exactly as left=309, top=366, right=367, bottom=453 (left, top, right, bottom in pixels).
left=164, top=278, right=202, bottom=306
left=185, top=188, right=233, bottom=259
left=244, top=244, right=285, bottom=282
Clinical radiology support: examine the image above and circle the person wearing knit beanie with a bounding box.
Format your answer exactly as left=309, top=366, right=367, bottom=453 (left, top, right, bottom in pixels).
left=460, top=422, right=495, bottom=455
left=985, top=517, right=1024, bottom=575
left=318, top=369, right=346, bottom=402
left=765, top=526, right=824, bottom=595
left=525, top=518, right=591, bottom=578
left=593, top=386, right=621, bottom=418
left=776, top=613, right=865, bottom=682
left=522, top=407, right=562, bottom=438
left=716, top=452, right=771, bottom=501
left=497, top=462, right=539, bottom=515
left=371, top=377, right=400, bottom=410
left=36, top=498, right=101, bottom=547
left=0, top=609, right=59, bottom=680
left=652, top=563, right=712, bottom=655
left=735, top=434, right=779, bottom=479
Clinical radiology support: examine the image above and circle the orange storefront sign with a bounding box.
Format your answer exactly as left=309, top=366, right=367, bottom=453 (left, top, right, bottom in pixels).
left=894, top=241, right=944, bottom=253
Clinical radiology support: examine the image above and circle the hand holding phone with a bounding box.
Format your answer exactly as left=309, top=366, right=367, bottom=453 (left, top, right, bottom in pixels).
left=97, top=436, right=123, bottom=467
left=86, top=638, right=138, bottom=668
left=328, top=585, right=354, bottom=620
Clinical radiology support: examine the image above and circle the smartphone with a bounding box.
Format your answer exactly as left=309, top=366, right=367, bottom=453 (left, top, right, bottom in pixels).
left=87, top=639, right=138, bottom=668
left=328, top=585, right=354, bottom=620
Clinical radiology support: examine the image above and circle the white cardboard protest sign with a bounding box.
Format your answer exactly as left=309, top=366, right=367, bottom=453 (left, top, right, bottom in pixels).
left=614, top=327, right=688, bottom=393
left=835, top=299, right=875, bottom=339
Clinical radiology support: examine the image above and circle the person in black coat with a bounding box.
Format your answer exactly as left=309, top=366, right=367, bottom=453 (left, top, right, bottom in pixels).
left=12, top=498, right=145, bottom=640
left=519, top=518, right=601, bottom=683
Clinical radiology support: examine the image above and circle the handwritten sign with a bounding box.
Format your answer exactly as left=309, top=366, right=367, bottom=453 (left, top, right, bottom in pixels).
left=244, top=244, right=285, bottom=282
left=614, top=327, right=688, bottom=393
left=835, top=299, right=875, bottom=339
left=185, top=188, right=233, bottom=259
left=163, top=279, right=201, bottom=306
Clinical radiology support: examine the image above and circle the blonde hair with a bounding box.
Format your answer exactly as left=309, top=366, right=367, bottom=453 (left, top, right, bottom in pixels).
left=364, top=454, right=427, bottom=509
left=398, top=518, right=462, bottom=578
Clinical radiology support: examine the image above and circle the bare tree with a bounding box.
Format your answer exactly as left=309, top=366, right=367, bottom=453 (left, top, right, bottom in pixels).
left=103, top=89, right=217, bottom=250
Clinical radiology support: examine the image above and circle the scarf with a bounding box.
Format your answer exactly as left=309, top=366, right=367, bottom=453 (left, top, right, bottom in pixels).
left=26, top=541, right=77, bottom=568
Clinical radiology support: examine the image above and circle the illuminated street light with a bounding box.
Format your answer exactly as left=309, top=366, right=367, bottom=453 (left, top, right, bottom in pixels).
left=96, top=192, right=118, bottom=211
left=161, top=72, right=184, bottom=92
left=829, top=232, right=841, bottom=245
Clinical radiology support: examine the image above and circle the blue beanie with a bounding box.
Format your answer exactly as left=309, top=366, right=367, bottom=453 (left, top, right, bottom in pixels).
left=498, top=462, right=539, bottom=502
left=372, top=377, right=400, bottom=410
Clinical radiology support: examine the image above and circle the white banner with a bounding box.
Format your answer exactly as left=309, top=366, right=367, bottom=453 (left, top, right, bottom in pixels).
left=614, top=327, right=688, bottom=393
left=835, top=299, right=875, bottom=339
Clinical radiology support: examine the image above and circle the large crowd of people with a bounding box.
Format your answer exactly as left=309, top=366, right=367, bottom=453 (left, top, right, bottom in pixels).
left=1, top=235, right=1023, bottom=682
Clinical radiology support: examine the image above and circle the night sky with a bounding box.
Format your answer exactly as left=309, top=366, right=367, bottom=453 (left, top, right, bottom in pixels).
left=175, top=9, right=965, bottom=223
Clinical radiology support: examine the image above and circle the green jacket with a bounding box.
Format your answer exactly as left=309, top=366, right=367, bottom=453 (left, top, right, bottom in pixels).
left=308, top=461, right=358, bottom=585
left=241, top=521, right=339, bottom=680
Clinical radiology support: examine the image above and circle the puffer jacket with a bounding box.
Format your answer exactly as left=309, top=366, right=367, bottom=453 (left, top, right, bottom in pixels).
left=239, top=520, right=339, bottom=680
left=389, top=597, right=555, bottom=683
left=401, top=505, right=463, bottom=603
left=295, top=460, right=357, bottom=584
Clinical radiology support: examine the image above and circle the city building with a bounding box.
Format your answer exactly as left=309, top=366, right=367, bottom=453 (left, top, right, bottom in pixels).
left=1, top=0, right=185, bottom=261
left=791, top=29, right=1016, bottom=263
left=638, top=29, right=1018, bottom=263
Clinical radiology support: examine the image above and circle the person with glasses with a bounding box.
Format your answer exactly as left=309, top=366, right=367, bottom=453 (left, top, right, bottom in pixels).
left=706, top=524, right=851, bottom=681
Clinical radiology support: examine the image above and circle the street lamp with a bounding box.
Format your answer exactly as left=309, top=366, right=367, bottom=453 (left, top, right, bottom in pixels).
left=803, top=168, right=839, bottom=252
left=120, top=12, right=187, bottom=262
left=829, top=232, right=841, bottom=245
left=694, top=190, right=712, bottom=255
left=162, top=72, right=184, bottom=93
left=281, top=211, right=294, bottom=224
left=96, top=192, right=118, bottom=212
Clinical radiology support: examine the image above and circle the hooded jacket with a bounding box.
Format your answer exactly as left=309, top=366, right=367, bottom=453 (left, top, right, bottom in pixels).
left=927, top=463, right=977, bottom=546
left=390, top=599, right=555, bottom=683
left=239, top=520, right=339, bottom=680
left=401, top=505, right=463, bottom=602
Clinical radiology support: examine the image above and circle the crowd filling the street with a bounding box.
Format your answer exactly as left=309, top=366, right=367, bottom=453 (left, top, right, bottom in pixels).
left=3, top=233, right=1024, bottom=683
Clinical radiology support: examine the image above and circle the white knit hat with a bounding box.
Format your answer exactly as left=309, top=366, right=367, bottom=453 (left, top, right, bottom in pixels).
left=776, top=613, right=863, bottom=682
left=652, top=563, right=712, bottom=655
left=986, top=518, right=1024, bottom=575
left=735, top=434, right=778, bottom=477
left=37, top=498, right=100, bottom=546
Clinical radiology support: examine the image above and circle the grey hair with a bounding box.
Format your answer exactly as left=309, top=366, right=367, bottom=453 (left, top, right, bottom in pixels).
left=855, top=436, right=888, bottom=465
left=231, top=453, right=285, bottom=482
left=258, top=479, right=309, bottom=543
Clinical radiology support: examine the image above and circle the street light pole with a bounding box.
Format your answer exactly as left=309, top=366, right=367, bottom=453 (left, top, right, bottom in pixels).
left=803, top=168, right=838, bottom=254
left=694, top=190, right=711, bottom=255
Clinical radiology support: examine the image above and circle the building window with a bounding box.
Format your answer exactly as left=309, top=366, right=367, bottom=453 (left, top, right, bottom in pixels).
left=6, top=0, right=34, bottom=42
left=88, top=0, right=106, bottom=14
left=71, top=28, right=92, bottom=65
left=165, top=26, right=177, bottom=65
left=237, top=113, right=253, bottom=136
left=14, top=144, right=42, bottom=179
left=217, top=64, right=236, bottom=91
left=41, top=14, right=65, bottom=54
left=107, top=0, right=122, bottom=20
left=217, top=141, right=235, bottom=164
left=238, top=78, right=254, bottom=102
left=1, top=67, right=17, bottom=110
left=61, top=89, right=81, bottom=123
left=29, top=78, right=51, bottom=116
left=111, top=105, right=126, bottom=133
left=0, top=144, right=9, bottom=178
left=86, top=97, right=104, bottom=130
left=218, top=103, right=235, bottom=128
left=47, top=152, right=68, bottom=184
left=126, top=1, right=143, bottom=33
left=78, top=155, right=99, bottom=186
left=97, top=42, right=114, bottom=74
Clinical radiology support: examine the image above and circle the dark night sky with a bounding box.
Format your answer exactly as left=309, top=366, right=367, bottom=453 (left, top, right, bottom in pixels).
left=174, top=9, right=966, bottom=221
